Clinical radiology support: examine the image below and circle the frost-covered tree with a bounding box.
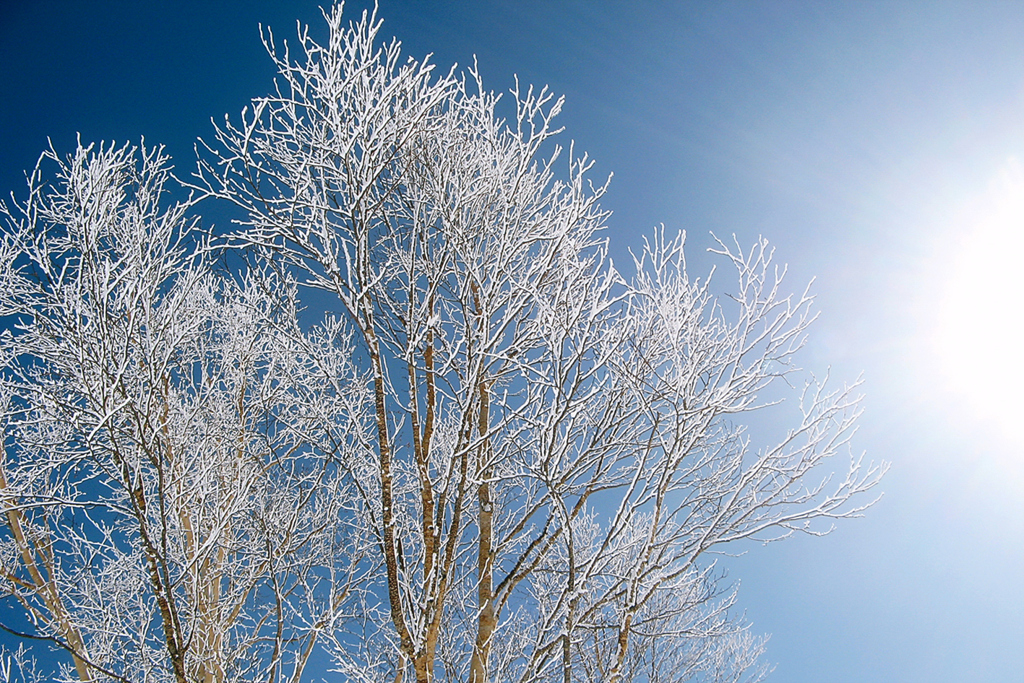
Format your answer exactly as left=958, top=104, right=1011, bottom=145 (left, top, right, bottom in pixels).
left=0, top=141, right=367, bottom=683
left=195, top=5, right=884, bottom=683
left=0, top=4, right=884, bottom=683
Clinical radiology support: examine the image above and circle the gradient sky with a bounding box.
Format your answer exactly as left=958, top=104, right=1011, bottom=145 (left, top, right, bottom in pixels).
left=2, top=2, right=1023, bottom=681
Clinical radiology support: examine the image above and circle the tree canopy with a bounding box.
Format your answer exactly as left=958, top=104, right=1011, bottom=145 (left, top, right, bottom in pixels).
left=0, top=4, right=883, bottom=682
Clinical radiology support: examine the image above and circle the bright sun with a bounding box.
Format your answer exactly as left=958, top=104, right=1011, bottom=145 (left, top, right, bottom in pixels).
left=932, top=158, right=1024, bottom=441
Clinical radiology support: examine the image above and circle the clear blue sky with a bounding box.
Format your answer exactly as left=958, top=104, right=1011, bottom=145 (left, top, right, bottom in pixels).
left=2, top=2, right=1023, bottom=681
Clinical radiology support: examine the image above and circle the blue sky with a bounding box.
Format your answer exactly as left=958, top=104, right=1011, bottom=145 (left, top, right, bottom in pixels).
left=2, top=1, right=1023, bottom=681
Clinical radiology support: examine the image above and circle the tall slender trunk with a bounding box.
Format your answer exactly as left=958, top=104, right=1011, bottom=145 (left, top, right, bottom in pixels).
left=370, top=333, right=415, bottom=663
left=0, top=471, right=94, bottom=682
left=470, top=378, right=495, bottom=683
left=608, top=612, right=633, bottom=683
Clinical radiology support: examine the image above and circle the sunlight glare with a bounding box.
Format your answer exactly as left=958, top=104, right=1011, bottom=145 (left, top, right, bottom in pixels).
left=932, top=158, right=1024, bottom=442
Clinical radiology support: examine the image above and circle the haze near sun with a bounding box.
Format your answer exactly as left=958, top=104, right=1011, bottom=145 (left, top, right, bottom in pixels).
left=932, top=157, right=1024, bottom=446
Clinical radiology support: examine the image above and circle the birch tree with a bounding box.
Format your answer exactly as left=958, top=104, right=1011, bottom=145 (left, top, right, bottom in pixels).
left=194, top=4, right=885, bottom=683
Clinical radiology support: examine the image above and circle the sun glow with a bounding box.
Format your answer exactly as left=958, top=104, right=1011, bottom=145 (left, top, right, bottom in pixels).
left=931, top=158, right=1024, bottom=442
